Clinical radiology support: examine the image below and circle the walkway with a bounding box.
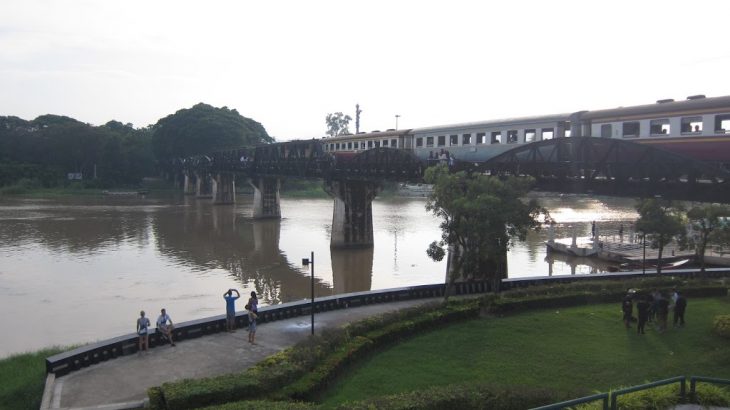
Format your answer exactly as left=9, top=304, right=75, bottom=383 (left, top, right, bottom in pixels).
left=48, top=298, right=441, bottom=409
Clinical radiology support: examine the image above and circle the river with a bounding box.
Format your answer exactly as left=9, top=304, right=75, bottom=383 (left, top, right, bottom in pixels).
left=0, top=192, right=639, bottom=357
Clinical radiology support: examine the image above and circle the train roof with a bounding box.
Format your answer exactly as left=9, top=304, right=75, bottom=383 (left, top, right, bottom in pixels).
left=581, top=95, right=730, bottom=120
left=321, top=129, right=413, bottom=141
left=411, top=113, right=571, bottom=133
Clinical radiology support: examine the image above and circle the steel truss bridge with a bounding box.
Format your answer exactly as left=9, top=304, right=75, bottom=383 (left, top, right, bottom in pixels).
left=172, top=137, right=730, bottom=202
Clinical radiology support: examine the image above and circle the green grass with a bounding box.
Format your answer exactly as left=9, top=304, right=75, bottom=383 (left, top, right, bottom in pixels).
left=0, top=347, right=67, bottom=410
left=321, top=297, right=730, bottom=407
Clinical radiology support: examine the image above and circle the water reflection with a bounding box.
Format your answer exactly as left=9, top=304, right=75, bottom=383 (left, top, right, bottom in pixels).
left=331, top=248, right=373, bottom=294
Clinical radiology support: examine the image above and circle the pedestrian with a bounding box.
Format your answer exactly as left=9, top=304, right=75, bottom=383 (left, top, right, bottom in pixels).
left=621, top=289, right=633, bottom=329
left=223, top=288, right=240, bottom=332
left=619, top=224, right=624, bottom=241
left=657, top=294, right=670, bottom=332
left=246, top=291, right=258, bottom=344
left=156, top=308, right=176, bottom=346
left=674, top=291, right=687, bottom=327
left=591, top=221, right=596, bottom=238
left=137, top=310, right=150, bottom=353
left=649, top=288, right=661, bottom=323
left=636, top=295, right=650, bottom=335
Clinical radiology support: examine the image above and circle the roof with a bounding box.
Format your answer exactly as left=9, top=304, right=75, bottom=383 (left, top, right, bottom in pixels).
left=581, top=95, right=730, bottom=120
left=322, top=129, right=412, bottom=141
left=411, top=113, right=572, bottom=133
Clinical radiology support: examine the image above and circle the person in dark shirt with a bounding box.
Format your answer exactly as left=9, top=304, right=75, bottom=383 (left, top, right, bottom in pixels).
left=636, top=295, right=651, bottom=335
left=674, top=292, right=687, bottom=327
left=656, top=294, right=670, bottom=332
left=621, top=290, right=633, bottom=329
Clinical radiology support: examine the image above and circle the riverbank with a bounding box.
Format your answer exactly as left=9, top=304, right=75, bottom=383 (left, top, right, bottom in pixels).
left=0, top=347, right=70, bottom=410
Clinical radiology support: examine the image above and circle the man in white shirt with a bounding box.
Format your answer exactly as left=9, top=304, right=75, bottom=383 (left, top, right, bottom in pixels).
left=156, top=308, right=176, bottom=347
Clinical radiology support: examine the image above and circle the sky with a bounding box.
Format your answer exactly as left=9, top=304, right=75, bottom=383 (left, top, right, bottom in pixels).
left=3, top=0, right=730, bottom=140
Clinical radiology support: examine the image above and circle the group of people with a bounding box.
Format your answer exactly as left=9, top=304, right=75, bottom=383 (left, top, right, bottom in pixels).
left=427, top=149, right=455, bottom=167
left=135, top=289, right=259, bottom=353
left=621, top=288, right=687, bottom=335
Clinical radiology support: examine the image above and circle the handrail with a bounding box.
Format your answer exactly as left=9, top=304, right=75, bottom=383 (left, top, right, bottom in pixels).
left=610, top=376, right=686, bottom=410
left=531, top=392, right=609, bottom=410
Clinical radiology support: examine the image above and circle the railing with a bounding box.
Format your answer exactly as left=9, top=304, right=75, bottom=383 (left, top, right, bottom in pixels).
left=532, top=375, right=730, bottom=410
left=45, top=281, right=492, bottom=376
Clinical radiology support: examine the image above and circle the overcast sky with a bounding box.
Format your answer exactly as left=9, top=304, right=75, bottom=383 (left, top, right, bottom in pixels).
left=2, top=1, right=730, bottom=140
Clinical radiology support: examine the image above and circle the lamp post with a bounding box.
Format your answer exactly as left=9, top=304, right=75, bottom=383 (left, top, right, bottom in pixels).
left=395, top=114, right=400, bottom=130
left=302, top=252, right=314, bottom=335
left=641, top=231, right=646, bottom=274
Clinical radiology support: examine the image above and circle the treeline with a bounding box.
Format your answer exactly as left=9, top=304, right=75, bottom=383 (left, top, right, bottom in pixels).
left=0, top=103, right=273, bottom=189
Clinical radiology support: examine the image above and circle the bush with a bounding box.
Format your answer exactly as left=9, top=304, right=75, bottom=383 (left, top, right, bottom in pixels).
left=713, top=315, right=730, bottom=339
left=694, top=383, right=730, bottom=407
left=196, top=400, right=318, bottom=410
left=335, top=383, right=562, bottom=410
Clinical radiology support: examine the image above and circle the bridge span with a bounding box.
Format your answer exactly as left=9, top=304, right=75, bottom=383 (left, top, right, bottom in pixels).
left=167, top=137, right=730, bottom=248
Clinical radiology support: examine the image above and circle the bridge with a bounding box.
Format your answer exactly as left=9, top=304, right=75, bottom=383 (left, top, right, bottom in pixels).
left=167, top=137, right=730, bottom=248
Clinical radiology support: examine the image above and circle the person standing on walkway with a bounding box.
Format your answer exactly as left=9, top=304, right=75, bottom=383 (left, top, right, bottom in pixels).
left=223, top=289, right=240, bottom=332
left=246, top=291, right=258, bottom=344
left=157, top=308, right=176, bottom=346
left=674, top=292, right=687, bottom=327
left=621, top=290, right=633, bottom=329
left=137, top=310, right=150, bottom=353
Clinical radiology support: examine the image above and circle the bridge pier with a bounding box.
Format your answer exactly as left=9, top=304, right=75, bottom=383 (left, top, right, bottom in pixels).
left=183, top=172, right=197, bottom=195
left=196, top=173, right=213, bottom=199
left=213, top=173, right=236, bottom=205
left=249, top=177, right=281, bottom=219
left=325, top=180, right=381, bottom=248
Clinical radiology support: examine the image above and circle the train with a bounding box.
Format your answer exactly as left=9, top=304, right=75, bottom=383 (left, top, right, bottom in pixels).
left=321, top=94, right=730, bottom=169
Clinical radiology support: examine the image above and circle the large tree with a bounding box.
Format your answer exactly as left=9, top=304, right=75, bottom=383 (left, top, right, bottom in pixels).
left=152, top=103, right=272, bottom=159
left=325, top=112, right=352, bottom=137
left=424, top=165, right=545, bottom=295
left=635, top=198, right=686, bottom=274
left=685, top=204, right=730, bottom=271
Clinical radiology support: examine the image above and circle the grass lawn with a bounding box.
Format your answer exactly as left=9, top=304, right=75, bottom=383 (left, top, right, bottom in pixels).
left=321, top=297, right=730, bottom=407
left=0, top=347, right=66, bottom=410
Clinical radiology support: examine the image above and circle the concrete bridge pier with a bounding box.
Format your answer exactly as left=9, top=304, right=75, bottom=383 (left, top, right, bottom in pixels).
left=195, top=173, right=213, bottom=199
left=325, top=180, right=381, bottom=248
left=213, top=172, right=236, bottom=205
left=183, top=172, right=197, bottom=195
left=249, top=177, right=281, bottom=219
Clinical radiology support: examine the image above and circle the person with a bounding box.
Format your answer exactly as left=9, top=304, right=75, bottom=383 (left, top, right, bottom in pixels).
left=591, top=221, right=596, bottom=238
left=636, top=295, right=650, bottom=335
left=674, top=292, right=687, bottom=327
left=137, top=310, right=150, bottom=353
left=656, top=294, right=670, bottom=332
left=621, top=290, right=633, bottom=329
left=618, top=224, right=624, bottom=240
left=246, top=291, right=258, bottom=344
left=649, top=288, right=661, bottom=323
left=157, top=308, right=176, bottom=346
left=223, top=288, right=240, bottom=332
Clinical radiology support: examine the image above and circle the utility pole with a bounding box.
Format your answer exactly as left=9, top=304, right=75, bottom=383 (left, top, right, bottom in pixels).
left=395, top=114, right=400, bottom=130
left=355, top=104, right=362, bottom=134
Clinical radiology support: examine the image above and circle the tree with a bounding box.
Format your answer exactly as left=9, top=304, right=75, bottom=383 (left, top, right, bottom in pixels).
left=152, top=103, right=273, bottom=159
left=424, top=165, right=546, bottom=296
left=635, top=198, right=686, bottom=274
left=685, top=204, right=730, bottom=271
left=325, top=112, right=352, bottom=137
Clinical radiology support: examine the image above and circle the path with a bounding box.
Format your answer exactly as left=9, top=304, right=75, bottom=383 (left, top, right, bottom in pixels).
left=49, top=298, right=441, bottom=409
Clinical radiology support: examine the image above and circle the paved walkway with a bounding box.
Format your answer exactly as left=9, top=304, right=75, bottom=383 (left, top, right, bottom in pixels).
left=50, top=298, right=441, bottom=409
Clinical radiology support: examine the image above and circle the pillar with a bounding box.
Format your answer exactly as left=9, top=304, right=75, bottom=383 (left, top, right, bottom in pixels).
left=249, top=177, right=281, bottom=219
left=325, top=180, right=381, bottom=248
left=331, top=247, right=373, bottom=294
left=183, top=172, right=197, bottom=195
left=213, top=172, right=236, bottom=205
left=195, top=172, right=213, bottom=199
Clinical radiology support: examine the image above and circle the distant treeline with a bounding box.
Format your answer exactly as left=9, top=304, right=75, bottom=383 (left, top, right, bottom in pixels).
left=0, top=103, right=273, bottom=189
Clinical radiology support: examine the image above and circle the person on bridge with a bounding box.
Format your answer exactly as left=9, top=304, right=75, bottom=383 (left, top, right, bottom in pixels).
left=156, top=308, right=176, bottom=347
left=136, top=310, right=150, bottom=353
left=246, top=291, right=258, bottom=344
left=223, top=288, right=241, bottom=332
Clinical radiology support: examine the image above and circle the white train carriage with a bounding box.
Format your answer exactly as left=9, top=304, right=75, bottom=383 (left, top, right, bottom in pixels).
left=321, top=129, right=412, bottom=154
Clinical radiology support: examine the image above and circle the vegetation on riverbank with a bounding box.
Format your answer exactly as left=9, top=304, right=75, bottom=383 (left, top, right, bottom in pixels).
left=0, top=347, right=66, bottom=410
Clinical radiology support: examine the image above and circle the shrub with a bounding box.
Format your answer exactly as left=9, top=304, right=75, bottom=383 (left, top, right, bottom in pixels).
left=147, top=386, right=164, bottom=410
left=196, top=400, right=318, bottom=410
left=713, top=315, right=730, bottom=339
left=574, top=384, right=681, bottom=410
left=694, top=383, right=730, bottom=407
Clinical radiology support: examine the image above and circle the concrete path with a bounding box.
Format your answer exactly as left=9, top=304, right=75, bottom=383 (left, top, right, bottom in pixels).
left=50, top=298, right=441, bottom=409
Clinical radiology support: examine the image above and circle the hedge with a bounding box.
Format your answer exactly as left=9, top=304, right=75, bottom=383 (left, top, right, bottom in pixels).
left=195, top=400, right=317, bottom=410
left=714, top=314, right=730, bottom=339
left=334, top=383, right=563, bottom=410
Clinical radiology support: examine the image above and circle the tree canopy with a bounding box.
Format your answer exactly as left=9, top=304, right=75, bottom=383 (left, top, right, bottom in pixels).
left=325, top=112, right=352, bottom=137
left=424, top=165, right=545, bottom=294
left=152, top=103, right=273, bottom=159
left=685, top=204, right=730, bottom=270
left=635, top=198, right=686, bottom=273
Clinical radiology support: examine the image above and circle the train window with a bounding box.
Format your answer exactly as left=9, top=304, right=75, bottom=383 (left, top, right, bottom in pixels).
left=650, top=119, right=670, bottom=136
left=476, top=132, right=486, bottom=144
left=507, top=130, right=519, bottom=143
left=382, top=140, right=388, bottom=147
left=462, top=133, right=471, bottom=145
left=542, top=128, right=554, bottom=140
left=426, top=136, right=434, bottom=147
left=600, top=124, right=612, bottom=138
left=367, top=141, right=373, bottom=148
left=391, top=139, right=398, bottom=147
left=622, top=122, right=640, bottom=137
left=449, top=135, right=458, bottom=146
left=347, top=142, right=353, bottom=149
left=375, top=141, right=380, bottom=147
left=360, top=142, right=366, bottom=149
left=491, top=131, right=501, bottom=144
left=715, top=114, right=730, bottom=133
left=336, top=143, right=341, bottom=150
left=329, top=143, right=334, bottom=151
left=438, top=136, right=446, bottom=146
left=416, top=137, right=423, bottom=147
left=525, top=129, right=536, bottom=143
left=681, top=116, right=702, bottom=133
